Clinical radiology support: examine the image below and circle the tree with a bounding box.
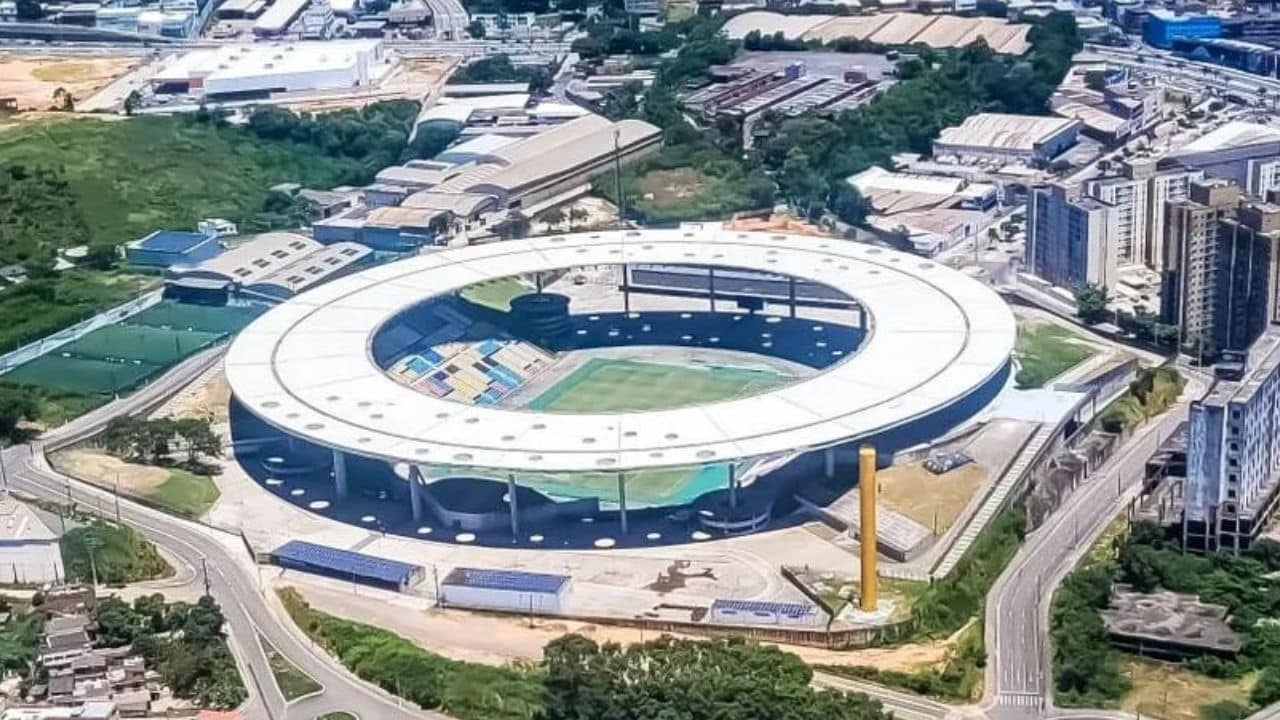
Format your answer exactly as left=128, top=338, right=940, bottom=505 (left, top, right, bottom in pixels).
left=467, top=18, right=486, bottom=38
left=568, top=206, right=589, bottom=230
left=83, top=242, right=120, bottom=270
left=15, top=0, right=43, bottom=20
left=535, top=207, right=567, bottom=232
left=0, top=386, right=39, bottom=442
left=123, top=90, right=142, bottom=116
left=51, top=87, right=74, bottom=112
left=1084, top=69, right=1108, bottom=92
left=1074, top=283, right=1109, bottom=325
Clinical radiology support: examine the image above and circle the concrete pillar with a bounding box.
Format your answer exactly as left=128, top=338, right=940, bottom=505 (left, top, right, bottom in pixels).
left=332, top=449, right=348, bottom=500
left=617, top=472, right=628, bottom=535
left=824, top=447, right=835, bottom=480
left=409, top=465, right=424, bottom=522
left=507, top=473, right=521, bottom=539
left=708, top=266, right=717, bottom=312
left=859, top=444, right=878, bottom=611
left=535, top=272, right=544, bottom=293
left=622, top=264, right=631, bottom=314
left=788, top=276, right=797, bottom=318
left=728, top=463, right=737, bottom=509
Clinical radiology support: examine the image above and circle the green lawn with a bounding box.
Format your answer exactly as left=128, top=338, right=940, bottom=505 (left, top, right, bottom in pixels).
left=459, top=277, right=534, bottom=312
left=261, top=635, right=322, bottom=701
left=1014, top=323, right=1097, bottom=389
left=147, top=469, right=220, bottom=518
left=526, top=358, right=790, bottom=413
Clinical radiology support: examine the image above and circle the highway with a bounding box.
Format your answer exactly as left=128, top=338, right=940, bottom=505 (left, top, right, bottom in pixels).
left=2, top=348, right=441, bottom=720
left=1082, top=44, right=1280, bottom=104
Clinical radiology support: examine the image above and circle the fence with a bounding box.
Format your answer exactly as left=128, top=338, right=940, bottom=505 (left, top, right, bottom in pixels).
left=0, top=290, right=164, bottom=374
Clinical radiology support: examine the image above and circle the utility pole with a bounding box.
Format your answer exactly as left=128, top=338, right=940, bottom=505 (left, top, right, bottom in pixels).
left=113, top=473, right=121, bottom=523
left=200, top=557, right=211, bottom=597
left=613, top=128, right=625, bottom=229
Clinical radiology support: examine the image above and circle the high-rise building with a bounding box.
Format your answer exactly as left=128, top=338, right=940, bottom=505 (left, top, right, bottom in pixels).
left=1217, top=201, right=1280, bottom=350
left=1027, top=183, right=1118, bottom=290
left=1184, top=329, right=1280, bottom=553
left=1161, top=179, right=1240, bottom=360
left=1086, top=161, right=1202, bottom=269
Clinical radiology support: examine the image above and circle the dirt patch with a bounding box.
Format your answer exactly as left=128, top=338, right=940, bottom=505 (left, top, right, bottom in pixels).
left=878, top=462, right=986, bottom=534
left=172, top=368, right=232, bottom=424
left=49, top=447, right=169, bottom=495
left=0, top=54, right=141, bottom=112
left=1121, top=658, right=1254, bottom=720
left=636, top=168, right=706, bottom=203
left=287, top=578, right=952, bottom=671
left=726, top=212, right=830, bottom=237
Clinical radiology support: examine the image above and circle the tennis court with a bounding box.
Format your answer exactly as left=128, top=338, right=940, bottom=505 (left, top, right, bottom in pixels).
left=4, top=354, right=161, bottom=395
left=525, top=358, right=791, bottom=413
left=62, top=324, right=223, bottom=365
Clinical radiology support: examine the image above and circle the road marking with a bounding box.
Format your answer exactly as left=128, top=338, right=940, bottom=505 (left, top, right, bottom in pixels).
left=999, top=693, right=1042, bottom=707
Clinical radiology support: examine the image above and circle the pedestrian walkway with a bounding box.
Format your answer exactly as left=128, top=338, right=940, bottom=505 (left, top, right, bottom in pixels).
left=930, top=423, right=1056, bottom=578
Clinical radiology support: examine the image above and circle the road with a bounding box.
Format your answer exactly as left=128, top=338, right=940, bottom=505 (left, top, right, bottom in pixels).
left=984, top=372, right=1208, bottom=720
left=1082, top=44, right=1280, bottom=105
left=3, top=348, right=440, bottom=720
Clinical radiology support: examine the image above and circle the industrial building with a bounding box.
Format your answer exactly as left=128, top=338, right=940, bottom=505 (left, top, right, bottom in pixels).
left=439, top=568, right=570, bottom=613
left=1143, top=9, right=1223, bottom=49
left=271, top=540, right=425, bottom=591
left=125, top=230, right=221, bottom=269
left=933, top=113, right=1081, bottom=166
left=0, top=496, right=63, bottom=585
left=1183, top=328, right=1280, bottom=553
left=848, top=166, right=997, bottom=255
left=252, top=0, right=307, bottom=35
left=151, top=40, right=394, bottom=98
left=164, top=232, right=372, bottom=302
left=1160, top=122, right=1280, bottom=199
left=721, top=11, right=1034, bottom=54
left=1027, top=182, right=1118, bottom=290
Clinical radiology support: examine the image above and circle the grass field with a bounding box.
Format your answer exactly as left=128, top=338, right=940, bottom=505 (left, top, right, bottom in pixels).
left=459, top=277, right=534, bottom=312
left=526, top=358, right=790, bottom=413
left=1014, top=322, right=1096, bottom=389
left=148, top=469, right=220, bottom=518
left=261, top=635, right=322, bottom=701
left=1121, top=659, right=1254, bottom=720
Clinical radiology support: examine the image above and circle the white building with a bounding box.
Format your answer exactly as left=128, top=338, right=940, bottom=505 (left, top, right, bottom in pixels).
left=252, top=0, right=308, bottom=35
left=0, top=496, right=64, bottom=585
left=1162, top=122, right=1280, bottom=198
left=933, top=113, right=1081, bottom=165
left=298, top=0, right=334, bottom=39
left=440, top=567, right=569, bottom=613
left=1085, top=161, right=1203, bottom=270
left=151, top=40, right=393, bottom=98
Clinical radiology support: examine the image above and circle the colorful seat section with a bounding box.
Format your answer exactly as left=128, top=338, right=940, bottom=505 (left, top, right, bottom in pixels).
left=388, top=321, right=554, bottom=406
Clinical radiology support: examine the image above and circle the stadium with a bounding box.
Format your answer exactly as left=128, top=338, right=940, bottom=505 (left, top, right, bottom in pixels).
left=225, top=227, right=1015, bottom=548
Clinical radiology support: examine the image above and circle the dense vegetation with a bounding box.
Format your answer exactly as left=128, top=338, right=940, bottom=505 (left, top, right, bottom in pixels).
left=60, top=519, right=171, bottom=585
left=0, top=385, right=41, bottom=442
left=1097, top=366, right=1185, bottom=434
left=542, top=634, right=892, bottom=720
left=0, top=601, right=41, bottom=677
left=1053, top=522, right=1280, bottom=714
left=242, top=100, right=423, bottom=180
left=95, top=594, right=247, bottom=709
left=279, top=587, right=898, bottom=720
left=449, top=54, right=551, bottom=92
left=755, top=13, right=1082, bottom=223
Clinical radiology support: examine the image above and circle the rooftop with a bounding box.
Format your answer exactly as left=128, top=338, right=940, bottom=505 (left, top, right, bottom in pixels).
left=272, top=540, right=422, bottom=584
left=1101, top=584, right=1241, bottom=654
left=0, top=497, right=57, bottom=542
left=153, top=40, right=382, bottom=85
left=1171, top=121, right=1280, bottom=157
left=129, top=230, right=212, bottom=253
left=442, top=567, right=569, bottom=594
left=935, top=113, right=1079, bottom=153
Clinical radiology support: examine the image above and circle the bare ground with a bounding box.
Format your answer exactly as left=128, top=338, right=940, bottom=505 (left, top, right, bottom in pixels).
left=878, top=463, right=986, bottom=534
left=0, top=54, right=141, bottom=112
left=49, top=447, right=169, bottom=495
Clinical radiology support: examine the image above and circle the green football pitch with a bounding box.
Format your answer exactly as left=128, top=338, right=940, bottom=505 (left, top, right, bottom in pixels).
left=525, top=358, right=791, bottom=413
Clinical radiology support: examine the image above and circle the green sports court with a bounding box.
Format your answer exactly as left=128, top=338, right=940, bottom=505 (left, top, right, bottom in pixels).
left=525, top=358, right=792, bottom=413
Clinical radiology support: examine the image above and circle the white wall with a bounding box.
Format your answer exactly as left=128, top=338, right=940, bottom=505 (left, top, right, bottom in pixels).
left=0, top=541, right=66, bottom=585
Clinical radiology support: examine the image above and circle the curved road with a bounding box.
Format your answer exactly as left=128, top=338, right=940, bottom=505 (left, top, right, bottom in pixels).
left=3, top=349, right=440, bottom=720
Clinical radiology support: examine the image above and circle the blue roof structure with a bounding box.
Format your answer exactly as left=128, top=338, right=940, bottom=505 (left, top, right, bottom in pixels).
left=135, top=230, right=212, bottom=253
left=442, top=567, right=569, bottom=594
left=271, top=540, right=422, bottom=585
left=710, top=599, right=817, bottom=618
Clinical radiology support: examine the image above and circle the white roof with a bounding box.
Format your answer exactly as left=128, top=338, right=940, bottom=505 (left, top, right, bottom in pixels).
left=226, top=228, right=1015, bottom=473
left=936, top=113, right=1079, bottom=152
left=849, top=166, right=964, bottom=196
left=0, top=497, right=56, bottom=542
left=1171, top=121, right=1280, bottom=157
left=723, top=11, right=1031, bottom=53
left=154, top=40, right=381, bottom=85
left=254, top=0, right=307, bottom=32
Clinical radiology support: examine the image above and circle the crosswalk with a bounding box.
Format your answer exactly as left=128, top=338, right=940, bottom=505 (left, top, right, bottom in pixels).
left=932, top=423, right=1056, bottom=577
left=999, top=692, right=1043, bottom=708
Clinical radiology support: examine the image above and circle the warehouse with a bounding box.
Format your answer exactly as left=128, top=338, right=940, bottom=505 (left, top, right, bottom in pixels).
left=252, top=0, right=307, bottom=35
left=271, top=540, right=425, bottom=592
left=164, top=232, right=372, bottom=301
left=440, top=567, right=570, bottom=613
left=151, top=40, right=394, bottom=98
left=0, top=497, right=64, bottom=585
left=125, top=230, right=221, bottom=269
left=708, top=599, right=825, bottom=628
left=933, top=113, right=1081, bottom=165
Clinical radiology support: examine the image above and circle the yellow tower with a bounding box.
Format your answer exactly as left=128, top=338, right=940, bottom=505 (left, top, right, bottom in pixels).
left=859, top=444, right=878, bottom=611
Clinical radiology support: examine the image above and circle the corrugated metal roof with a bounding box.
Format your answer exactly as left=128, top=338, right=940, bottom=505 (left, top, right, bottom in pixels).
left=272, top=540, right=421, bottom=584
left=442, top=567, right=569, bottom=594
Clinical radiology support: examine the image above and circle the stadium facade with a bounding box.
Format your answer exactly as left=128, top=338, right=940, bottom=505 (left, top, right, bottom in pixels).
left=226, top=228, right=1016, bottom=546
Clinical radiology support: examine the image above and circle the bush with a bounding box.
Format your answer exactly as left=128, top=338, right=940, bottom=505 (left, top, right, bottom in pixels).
left=60, top=520, right=171, bottom=585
